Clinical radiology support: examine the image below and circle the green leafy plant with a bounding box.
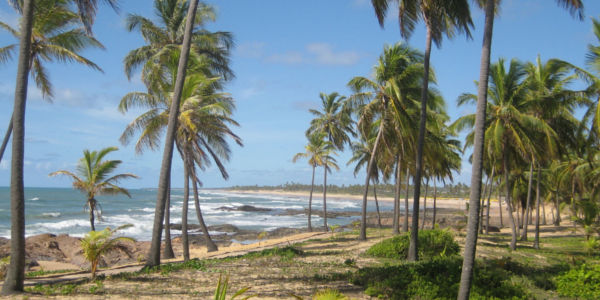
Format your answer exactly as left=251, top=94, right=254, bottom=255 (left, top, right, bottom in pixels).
left=80, top=224, right=135, bottom=278
left=584, top=237, right=600, bottom=256
left=213, top=274, right=254, bottom=299
left=365, top=229, right=459, bottom=260
left=556, top=264, right=600, bottom=299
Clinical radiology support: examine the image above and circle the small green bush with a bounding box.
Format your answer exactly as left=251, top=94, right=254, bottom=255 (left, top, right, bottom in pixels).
left=243, top=246, right=303, bottom=260
left=352, top=256, right=529, bottom=299
left=365, top=229, right=459, bottom=260
left=556, top=264, right=600, bottom=299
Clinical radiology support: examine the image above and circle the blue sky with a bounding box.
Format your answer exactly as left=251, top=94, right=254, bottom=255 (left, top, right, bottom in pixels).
left=0, top=0, right=598, bottom=189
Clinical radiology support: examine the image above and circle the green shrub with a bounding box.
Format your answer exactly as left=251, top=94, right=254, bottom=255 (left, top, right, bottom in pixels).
left=365, top=229, right=459, bottom=260
left=313, top=289, right=348, bottom=300
left=243, top=246, right=303, bottom=260
left=556, top=264, right=600, bottom=299
left=352, top=256, right=529, bottom=299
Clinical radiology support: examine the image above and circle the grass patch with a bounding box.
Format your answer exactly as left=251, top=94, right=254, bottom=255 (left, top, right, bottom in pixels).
left=365, top=228, right=459, bottom=260
left=26, top=269, right=75, bottom=278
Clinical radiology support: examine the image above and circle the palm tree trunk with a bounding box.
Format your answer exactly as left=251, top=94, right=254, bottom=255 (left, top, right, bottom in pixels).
left=308, top=164, right=315, bottom=232
left=409, top=22, right=432, bottom=262
left=360, top=107, right=386, bottom=240
left=393, top=155, right=401, bottom=234
left=323, top=162, right=328, bottom=232
left=403, top=166, right=410, bottom=232
left=182, top=165, right=190, bottom=261
left=498, top=183, right=503, bottom=228
left=2, top=0, right=34, bottom=294
left=373, top=181, right=382, bottom=228
left=0, top=116, right=12, bottom=163
left=421, top=179, right=429, bottom=230
left=192, top=176, right=217, bottom=252
left=431, top=179, right=437, bottom=229
left=485, top=167, right=495, bottom=234
left=88, top=199, right=96, bottom=231
left=480, top=174, right=491, bottom=234
left=542, top=196, right=547, bottom=225
left=458, top=1, right=496, bottom=296
left=163, top=179, right=175, bottom=259
left=554, top=190, right=561, bottom=226
left=504, top=152, right=517, bottom=250
left=521, top=160, right=534, bottom=241
left=146, top=0, right=200, bottom=268
left=534, top=165, right=541, bottom=249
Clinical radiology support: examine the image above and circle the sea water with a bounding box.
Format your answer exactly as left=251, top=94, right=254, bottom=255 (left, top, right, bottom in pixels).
left=0, top=187, right=396, bottom=241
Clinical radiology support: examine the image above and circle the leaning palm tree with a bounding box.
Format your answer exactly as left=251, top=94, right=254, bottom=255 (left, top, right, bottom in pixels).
left=306, top=92, right=353, bottom=231
left=293, top=132, right=331, bottom=232
left=348, top=43, right=425, bottom=240
left=371, top=0, right=473, bottom=262
left=2, top=0, right=117, bottom=294
left=49, top=147, right=138, bottom=231
left=457, top=1, right=583, bottom=298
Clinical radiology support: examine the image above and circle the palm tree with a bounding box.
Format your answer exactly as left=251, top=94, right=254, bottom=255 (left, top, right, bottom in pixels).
left=49, top=147, right=138, bottom=231
left=123, top=0, right=233, bottom=91
left=2, top=0, right=117, bottom=294
left=371, top=0, right=473, bottom=261
left=293, top=132, right=331, bottom=232
left=458, top=1, right=583, bottom=298
left=348, top=43, right=424, bottom=240
left=80, top=224, right=135, bottom=279
left=307, top=92, right=353, bottom=231
left=146, top=0, right=200, bottom=268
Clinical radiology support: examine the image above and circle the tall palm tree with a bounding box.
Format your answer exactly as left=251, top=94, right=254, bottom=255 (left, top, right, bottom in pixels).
left=348, top=43, right=425, bottom=240
left=2, top=0, right=117, bottom=294
left=307, top=92, right=353, bottom=231
left=458, top=1, right=583, bottom=298
left=371, top=0, right=473, bottom=261
left=146, top=0, right=200, bottom=268
left=49, top=147, right=138, bottom=230
left=293, top=132, right=331, bottom=232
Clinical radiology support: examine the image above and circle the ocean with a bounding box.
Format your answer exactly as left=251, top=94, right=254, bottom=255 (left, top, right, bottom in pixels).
left=0, top=187, right=395, bottom=241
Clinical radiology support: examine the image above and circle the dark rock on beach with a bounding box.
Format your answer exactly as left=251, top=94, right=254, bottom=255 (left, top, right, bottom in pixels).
left=217, top=205, right=272, bottom=212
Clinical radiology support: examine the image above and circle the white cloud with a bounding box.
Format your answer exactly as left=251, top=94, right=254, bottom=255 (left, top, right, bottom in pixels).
left=266, top=51, right=304, bottom=64
left=306, top=43, right=360, bottom=66
left=237, top=42, right=265, bottom=58
left=265, top=43, right=360, bottom=66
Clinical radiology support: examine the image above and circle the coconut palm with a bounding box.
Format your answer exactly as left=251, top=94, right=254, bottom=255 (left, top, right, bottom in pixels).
left=293, top=132, right=332, bottom=232
left=49, top=147, right=138, bottom=231
left=1, top=0, right=118, bottom=294
left=348, top=43, right=425, bottom=240
left=306, top=92, right=353, bottom=231
left=80, top=224, right=135, bottom=279
left=371, top=0, right=473, bottom=261
left=458, top=1, right=583, bottom=298
left=123, top=0, right=233, bottom=91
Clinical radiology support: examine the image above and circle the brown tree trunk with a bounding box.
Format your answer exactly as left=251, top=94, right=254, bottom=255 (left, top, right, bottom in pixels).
left=431, top=180, right=437, bottom=229
left=480, top=173, right=491, bottom=233
left=504, top=152, right=517, bottom=250
left=323, top=161, right=328, bottom=232
left=393, top=155, right=401, bottom=234
left=163, top=179, right=175, bottom=259
left=308, top=164, right=315, bottom=232
left=403, top=166, right=410, bottom=232
left=485, top=167, right=495, bottom=234
left=0, top=116, right=12, bottom=164
left=554, top=190, right=561, bottom=226
left=88, top=199, right=96, bottom=231
left=421, top=179, right=429, bottom=230
left=146, top=0, right=200, bottom=267
left=457, top=1, right=496, bottom=296
left=182, top=164, right=190, bottom=261
left=373, top=181, right=382, bottom=228
left=2, top=0, right=34, bottom=294
left=409, top=23, right=432, bottom=262
left=192, top=176, right=217, bottom=252
left=498, top=182, right=503, bottom=228
left=521, top=160, right=534, bottom=241
left=533, top=165, right=541, bottom=249
left=360, top=103, right=386, bottom=240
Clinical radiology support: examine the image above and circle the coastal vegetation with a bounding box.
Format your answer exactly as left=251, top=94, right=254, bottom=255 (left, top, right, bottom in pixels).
left=1, top=0, right=599, bottom=298
left=49, top=146, right=138, bottom=231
